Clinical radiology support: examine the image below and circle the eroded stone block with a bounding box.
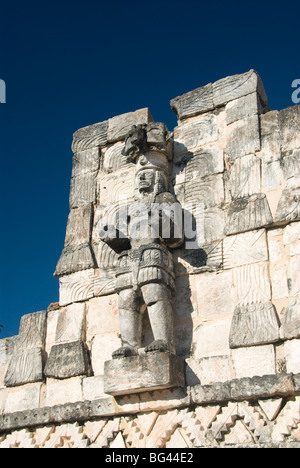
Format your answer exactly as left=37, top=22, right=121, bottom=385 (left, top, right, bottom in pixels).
left=72, top=120, right=108, bottom=153
left=280, top=297, right=300, bottom=340
left=225, top=194, right=273, bottom=235
left=170, top=83, right=214, bottom=120
left=104, top=353, right=185, bottom=396
left=229, top=302, right=280, bottom=349
left=107, top=108, right=153, bottom=143
left=213, top=69, right=267, bottom=108
left=225, top=115, right=261, bottom=161
left=275, top=187, right=300, bottom=223
left=44, top=341, right=90, bottom=379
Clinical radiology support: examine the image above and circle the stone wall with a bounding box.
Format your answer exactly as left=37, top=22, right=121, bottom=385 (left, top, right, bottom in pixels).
left=0, top=70, right=299, bottom=448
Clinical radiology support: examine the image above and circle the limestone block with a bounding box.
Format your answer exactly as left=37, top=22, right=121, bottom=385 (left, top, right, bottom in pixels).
left=223, top=229, right=268, bottom=269
left=44, top=341, right=90, bottom=379
left=64, top=204, right=93, bottom=247
left=59, top=269, right=94, bottom=306
left=90, top=333, right=122, bottom=375
left=268, top=228, right=284, bottom=263
left=72, top=147, right=100, bottom=177
left=55, top=303, right=85, bottom=344
left=193, top=318, right=232, bottom=359
left=18, top=310, right=47, bottom=349
left=103, top=353, right=185, bottom=396
left=283, top=222, right=300, bottom=256
left=281, top=150, right=300, bottom=189
left=225, top=115, right=261, bottom=161
left=4, top=384, right=42, bottom=413
left=280, top=297, right=300, bottom=340
left=192, top=270, right=235, bottom=322
left=212, top=69, right=267, bottom=108
left=278, top=105, right=300, bottom=152
left=69, top=171, right=97, bottom=209
left=54, top=243, right=96, bottom=277
left=187, top=356, right=235, bottom=386
left=4, top=311, right=47, bottom=387
left=0, top=338, right=15, bottom=387
left=72, top=121, right=108, bottom=153
left=184, top=146, right=224, bottom=181
left=174, top=114, right=218, bottom=151
left=275, top=187, right=300, bottom=223
left=45, top=377, right=83, bottom=407
left=287, top=255, right=300, bottom=297
left=98, top=167, right=135, bottom=205
left=233, top=263, right=272, bottom=305
left=107, top=108, right=153, bottom=143
left=225, top=92, right=263, bottom=125
left=271, top=268, right=289, bottom=300
left=231, top=345, right=276, bottom=379
left=82, top=376, right=108, bottom=401
left=229, top=302, right=280, bottom=349
left=228, top=154, right=261, bottom=199
left=4, top=348, right=44, bottom=387
left=260, top=110, right=281, bottom=163
left=103, top=142, right=128, bottom=173
left=86, top=295, right=119, bottom=338
left=184, top=173, right=224, bottom=208
left=262, top=160, right=282, bottom=192
left=170, top=83, right=214, bottom=120
left=284, top=339, right=300, bottom=373
left=225, top=194, right=273, bottom=235
left=201, top=207, right=226, bottom=244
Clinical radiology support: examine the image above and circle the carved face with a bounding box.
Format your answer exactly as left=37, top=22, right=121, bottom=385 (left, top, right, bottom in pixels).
left=136, top=169, right=155, bottom=193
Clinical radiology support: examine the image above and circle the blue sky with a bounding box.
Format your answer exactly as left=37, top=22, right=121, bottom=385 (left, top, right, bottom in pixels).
left=0, top=0, right=299, bottom=338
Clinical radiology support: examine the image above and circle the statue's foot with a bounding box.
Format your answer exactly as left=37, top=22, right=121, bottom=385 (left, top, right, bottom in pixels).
left=144, top=340, right=170, bottom=353
left=112, top=346, right=138, bottom=359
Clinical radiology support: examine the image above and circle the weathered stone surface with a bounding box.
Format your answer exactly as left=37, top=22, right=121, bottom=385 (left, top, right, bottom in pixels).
left=55, top=303, right=85, bottom=344
left=225, top=115, right=261, bottom=161
left=233, top=263, right=272, bottom=306
left=104, top=353, right=185, bottom=396
left=225, top=194, right=273, bottom=235
left=64, top=204, right=93, bottom=247
left=228, top=153, right=261, bottom=199
left=278, top=105, right=300, bottom=152
left=59, top=269, right=94, bottom=306
left=103, top=142, right=128, bottom=173
left=4, top=311, right=47, bottom=387
left=223, top=229, right=268, bottom=269
left=4, top=348, right=44, bottom=387
left=44, top=341, right=90, bottom=379
left=280, top=298, right=300, bottom=340
left=107, top=108, right=153, bottom=143
left=213, top=69, right=267, bottom=107
left=190, top=373, right=294, bottom=406
left=72, top=147, right=100, bottom=177
left=69, top=171, right=97, bottom=209
left=170, top=83, right=214, bottom=120
left=72, top=121, right=108, bottom=153
left=231, top=345, right=276, bottom=379
left=174, top=114, right=218, bottom=150
left=4, top=384, right=42, bottom=414
left=229, top=302, right=280, bottom=349
left=275, top=187, right=300, bottom=223
left=284, top=339, right=300, bottom=374
left=225, top=92, right=263, bottom=124
left=54, top=243, right=96, bottom=277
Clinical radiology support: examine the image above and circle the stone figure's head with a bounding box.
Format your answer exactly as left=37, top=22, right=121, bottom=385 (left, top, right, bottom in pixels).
left=135, top=153, right=169, bottom=197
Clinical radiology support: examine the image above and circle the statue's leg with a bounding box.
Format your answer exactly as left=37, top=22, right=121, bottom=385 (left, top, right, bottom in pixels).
left=112, top=288, right=143, bottom=359
left=141, top=283, right=175, bottom=354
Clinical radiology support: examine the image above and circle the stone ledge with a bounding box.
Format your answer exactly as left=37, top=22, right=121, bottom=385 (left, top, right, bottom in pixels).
left=104, top=353, right=185, bottom=396
left=0, top=372, right=298, bottom=434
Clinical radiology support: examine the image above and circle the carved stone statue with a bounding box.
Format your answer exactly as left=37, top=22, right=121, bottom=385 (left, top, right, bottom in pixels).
left=99, top=122, right=183, bottom=358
